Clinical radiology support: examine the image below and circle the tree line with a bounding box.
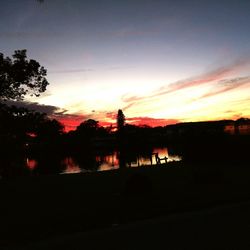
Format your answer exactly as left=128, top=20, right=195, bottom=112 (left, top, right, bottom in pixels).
left=1, top=50, right=249, bottom=177
left=0, top=50, right=155, bottom=177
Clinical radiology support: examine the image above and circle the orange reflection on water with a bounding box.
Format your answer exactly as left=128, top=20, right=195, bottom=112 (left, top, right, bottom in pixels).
left=98, top=163, right=119, bottom=171
left=26, top=158, right=37, bottom=170
left=62, top=157, right=81, bottom=174
left=153, top=148, right=168, bottom=159
left=153, top=148, right=182, bottom=162
left=96, top=152, right=119, bottom=170
left=135, top=148, right=182, bottom=166
left=26, top=147, right=181, bottom=175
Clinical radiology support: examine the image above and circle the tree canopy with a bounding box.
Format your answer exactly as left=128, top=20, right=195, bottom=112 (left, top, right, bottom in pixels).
left=117, top=109, right=125, bottom=131
left=0, top=50, right=49, bottom=101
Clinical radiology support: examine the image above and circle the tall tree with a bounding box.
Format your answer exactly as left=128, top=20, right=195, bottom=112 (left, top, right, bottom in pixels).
left=117, top=109, right=125, bottom=132
left=0, top=50, right=49, bottom=101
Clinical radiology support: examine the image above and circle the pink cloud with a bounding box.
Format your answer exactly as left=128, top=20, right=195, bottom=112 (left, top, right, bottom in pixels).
left=52, top=113, right=88, bottom=132
left=122, top=58, right=250, bottom=104
left=126, top=117, right=179, bottom=127
left=54, top=111, right=179, bottom=132
left=200, top=76, right=250, bottom=99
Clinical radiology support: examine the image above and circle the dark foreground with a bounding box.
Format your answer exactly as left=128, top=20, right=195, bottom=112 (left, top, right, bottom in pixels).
left=1, top=161, right=250, bottom=249
left=20, top=201, right=250, bottom=250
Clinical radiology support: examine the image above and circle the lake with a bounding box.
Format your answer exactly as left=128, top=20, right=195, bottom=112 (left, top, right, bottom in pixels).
left=26, top=147, right=182, bottom=175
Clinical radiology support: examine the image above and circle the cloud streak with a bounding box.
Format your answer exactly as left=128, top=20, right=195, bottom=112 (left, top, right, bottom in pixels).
left=48, top=68, right=94, bottom=74
left=200, top=76, right=250, bottom=99
left=122, top=58, right=250, bottom=104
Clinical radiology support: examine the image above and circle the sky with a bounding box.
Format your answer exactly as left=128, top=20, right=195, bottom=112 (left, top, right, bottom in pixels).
left=1, top=0, right=250, bottom=131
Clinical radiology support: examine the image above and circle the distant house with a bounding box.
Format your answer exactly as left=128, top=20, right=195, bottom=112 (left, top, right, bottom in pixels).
left=224, top=119, right=250, bottom=135
left=166, top=120, right=229, bottom=137
left=236, top=118, right=250, bottom=135
left=224, top=122, right=235, bottom=135
left=164, top=119, right=250, bottom=137
left=238, top=124, right=250, bottom=135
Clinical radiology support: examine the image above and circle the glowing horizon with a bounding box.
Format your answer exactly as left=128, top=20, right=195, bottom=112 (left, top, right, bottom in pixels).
left=1, top=0, right=250, bottom=132
left=31, top=58, right=250, bottom=132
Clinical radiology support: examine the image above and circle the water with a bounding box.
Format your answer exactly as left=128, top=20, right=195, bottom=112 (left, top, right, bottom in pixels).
left=26, top=147, right=182, bottom=175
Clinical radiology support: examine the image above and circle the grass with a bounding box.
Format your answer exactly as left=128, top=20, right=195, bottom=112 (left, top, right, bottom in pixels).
left=0, top=161, right=250, bottom=248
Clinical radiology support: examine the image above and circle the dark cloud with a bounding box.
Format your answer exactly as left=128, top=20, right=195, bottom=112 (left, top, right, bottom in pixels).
left=3, top=100, right=60, bottom=115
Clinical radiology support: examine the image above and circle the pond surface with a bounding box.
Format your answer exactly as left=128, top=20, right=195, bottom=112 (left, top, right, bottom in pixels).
left=26, top=147, right=182, bottom=174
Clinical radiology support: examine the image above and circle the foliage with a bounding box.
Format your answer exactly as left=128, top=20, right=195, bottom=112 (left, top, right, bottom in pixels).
left=0, top=103, right=64, bottom=139
left=0, top=50, right=49, bottom=101
left=77, top=119, right=99, bottom=131
left=36, top=118, right=64, bottom=139
left=117, top=109, right=125, bottom=131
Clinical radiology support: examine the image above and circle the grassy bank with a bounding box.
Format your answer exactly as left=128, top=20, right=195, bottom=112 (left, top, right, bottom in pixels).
left=1, top=161, right=250, bottom=248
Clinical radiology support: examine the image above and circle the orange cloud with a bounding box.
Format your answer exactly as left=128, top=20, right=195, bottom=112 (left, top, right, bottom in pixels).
left=55, top=112, right=179, bottom=132
left=126, top=117, right=179, bottom=127
left=53, top=114, right=88, bottom=132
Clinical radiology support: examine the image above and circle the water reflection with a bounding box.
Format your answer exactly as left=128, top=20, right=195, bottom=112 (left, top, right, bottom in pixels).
left=132, top=148, right=182, bottom=167
left=63, top=157, right=82, bottom=174
left=25, top=147, right=182, bottom=174
left=26, top=158, right=37, bottom=171
left=96, top=152, right=120, bottom=171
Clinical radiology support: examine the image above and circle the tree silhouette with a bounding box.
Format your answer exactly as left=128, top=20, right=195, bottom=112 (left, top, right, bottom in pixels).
left=36, top=118, right=64, bottom=140
left=0, top=50, right=49, bottom=101
left=0, top=104, right=42, bottom=136
left=78, top=119, right=99, bottom=130
left=117, top=109, right=125, bottom=132
left=76, top=119, right=99, bottom=136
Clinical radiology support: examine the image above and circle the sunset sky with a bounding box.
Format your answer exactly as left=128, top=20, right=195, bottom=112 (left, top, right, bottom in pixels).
left=1, top=0, right=250, bottom=131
